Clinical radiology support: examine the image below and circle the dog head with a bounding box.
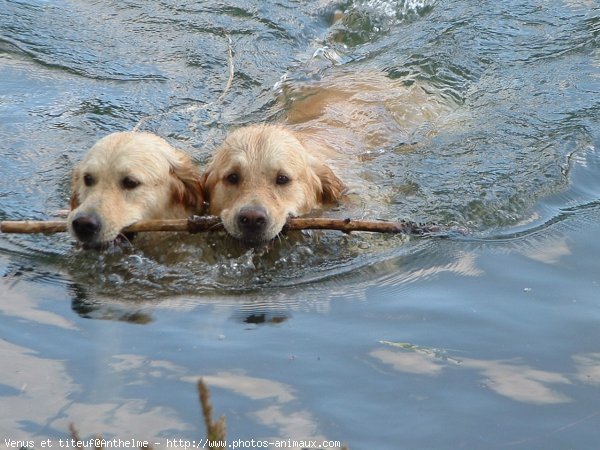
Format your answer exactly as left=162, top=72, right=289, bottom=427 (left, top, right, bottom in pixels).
left=68, top=132, right=203, bottom=249
left=201, top=125, right=344, bottom=244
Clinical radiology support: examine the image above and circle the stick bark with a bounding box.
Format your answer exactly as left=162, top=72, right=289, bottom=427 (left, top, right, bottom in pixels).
left=0, top=216, right=462, bottom=236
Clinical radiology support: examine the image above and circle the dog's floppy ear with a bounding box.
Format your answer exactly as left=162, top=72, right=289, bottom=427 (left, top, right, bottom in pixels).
left=296, top=132, right=346, bottom=205
left=199, top=167, right=213, bottom=205
left=70, top=191, right=80, bottom=210
left=69, top=169, right=80, bottom=210
left=169, top=155, right=205, bottom=213
left=314, top=163, right=345, bottom=204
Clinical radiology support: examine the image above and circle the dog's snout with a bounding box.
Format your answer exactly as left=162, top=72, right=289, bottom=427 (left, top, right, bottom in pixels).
left=237, top=206, right=268, bottom=233
left=71, top=213, right=101, bottom=242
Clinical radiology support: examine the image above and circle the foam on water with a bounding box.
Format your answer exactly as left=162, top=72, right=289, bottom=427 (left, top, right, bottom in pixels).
left=327, top=0, right=437, bottom=46
left=358, top=0, right=437, bottom=20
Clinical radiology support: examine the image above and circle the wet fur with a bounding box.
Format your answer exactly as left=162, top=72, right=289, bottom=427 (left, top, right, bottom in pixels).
left=68, top=132, right=204, bottom=248
left=201, top=124, right=345, bottom=243
left=202, top=71, right=453, bottom=244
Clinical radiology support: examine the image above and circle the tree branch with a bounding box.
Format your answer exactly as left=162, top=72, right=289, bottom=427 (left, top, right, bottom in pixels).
left=0, top=216, right=464, bottom=236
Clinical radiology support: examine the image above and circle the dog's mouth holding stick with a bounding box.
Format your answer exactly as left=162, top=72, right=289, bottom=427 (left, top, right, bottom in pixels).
left=199, top=124, right=347, bottom=245
left=64, top=131, right=204, bottom=250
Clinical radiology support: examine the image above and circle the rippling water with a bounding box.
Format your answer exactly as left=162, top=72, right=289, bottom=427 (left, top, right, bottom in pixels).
left=1, top=0, right=600, bottom=448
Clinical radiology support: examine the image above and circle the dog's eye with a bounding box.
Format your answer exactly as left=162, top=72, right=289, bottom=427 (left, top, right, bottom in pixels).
left=121, top=176, right=141, bottom=190
left=83, top=174, right=95, bottom=187
left=276, top=174, right=290, bottom=185
left=226, top=173, right=239, bottom=185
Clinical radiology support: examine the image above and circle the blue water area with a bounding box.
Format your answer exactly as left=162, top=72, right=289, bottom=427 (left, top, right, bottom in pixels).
left=1, top=0, right=600, bottom=448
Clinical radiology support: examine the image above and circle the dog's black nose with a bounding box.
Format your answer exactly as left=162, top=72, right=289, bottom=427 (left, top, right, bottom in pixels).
left=237, top=206, right=268, bottom=234
left=71, top=213, right=101, bottom=242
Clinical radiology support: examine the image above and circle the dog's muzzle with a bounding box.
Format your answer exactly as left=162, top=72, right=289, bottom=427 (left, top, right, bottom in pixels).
left=71, top=211, right=102, bottom=244
left=235, top=205, right=269, bottom=243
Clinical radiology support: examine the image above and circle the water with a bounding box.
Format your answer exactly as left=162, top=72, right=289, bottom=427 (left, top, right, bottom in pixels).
left=1, top=0, right=600, bottom=448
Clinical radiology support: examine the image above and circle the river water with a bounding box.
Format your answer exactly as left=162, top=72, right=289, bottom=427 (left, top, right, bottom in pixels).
left=1, top=0, right=600, bottom=448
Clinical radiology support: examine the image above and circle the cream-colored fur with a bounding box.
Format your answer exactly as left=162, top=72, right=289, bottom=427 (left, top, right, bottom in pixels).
left=202, top=71, right=453, bottom=244
left=202, top=124, right=344, bottom=244
left=68, top=132, right=203, bottom=248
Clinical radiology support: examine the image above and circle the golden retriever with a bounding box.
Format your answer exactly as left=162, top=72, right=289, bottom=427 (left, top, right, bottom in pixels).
left=68, top=132, right=204, bottom=249
left=201, top=71, right=453, bottom=245
left=201, top=124, right=345, bottom=244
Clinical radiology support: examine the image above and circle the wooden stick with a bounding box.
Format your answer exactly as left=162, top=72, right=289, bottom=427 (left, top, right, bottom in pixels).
left=0, top=216, right=463, bottom=236
left=0, top=220, right=69, bottom=234
left=0, top=219, right=193, bottom=234
left=281, top=217, right=448, bottom=235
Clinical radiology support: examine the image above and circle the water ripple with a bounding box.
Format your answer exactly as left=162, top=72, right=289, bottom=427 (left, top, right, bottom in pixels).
left=1, top=0, right=600, bottom=308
